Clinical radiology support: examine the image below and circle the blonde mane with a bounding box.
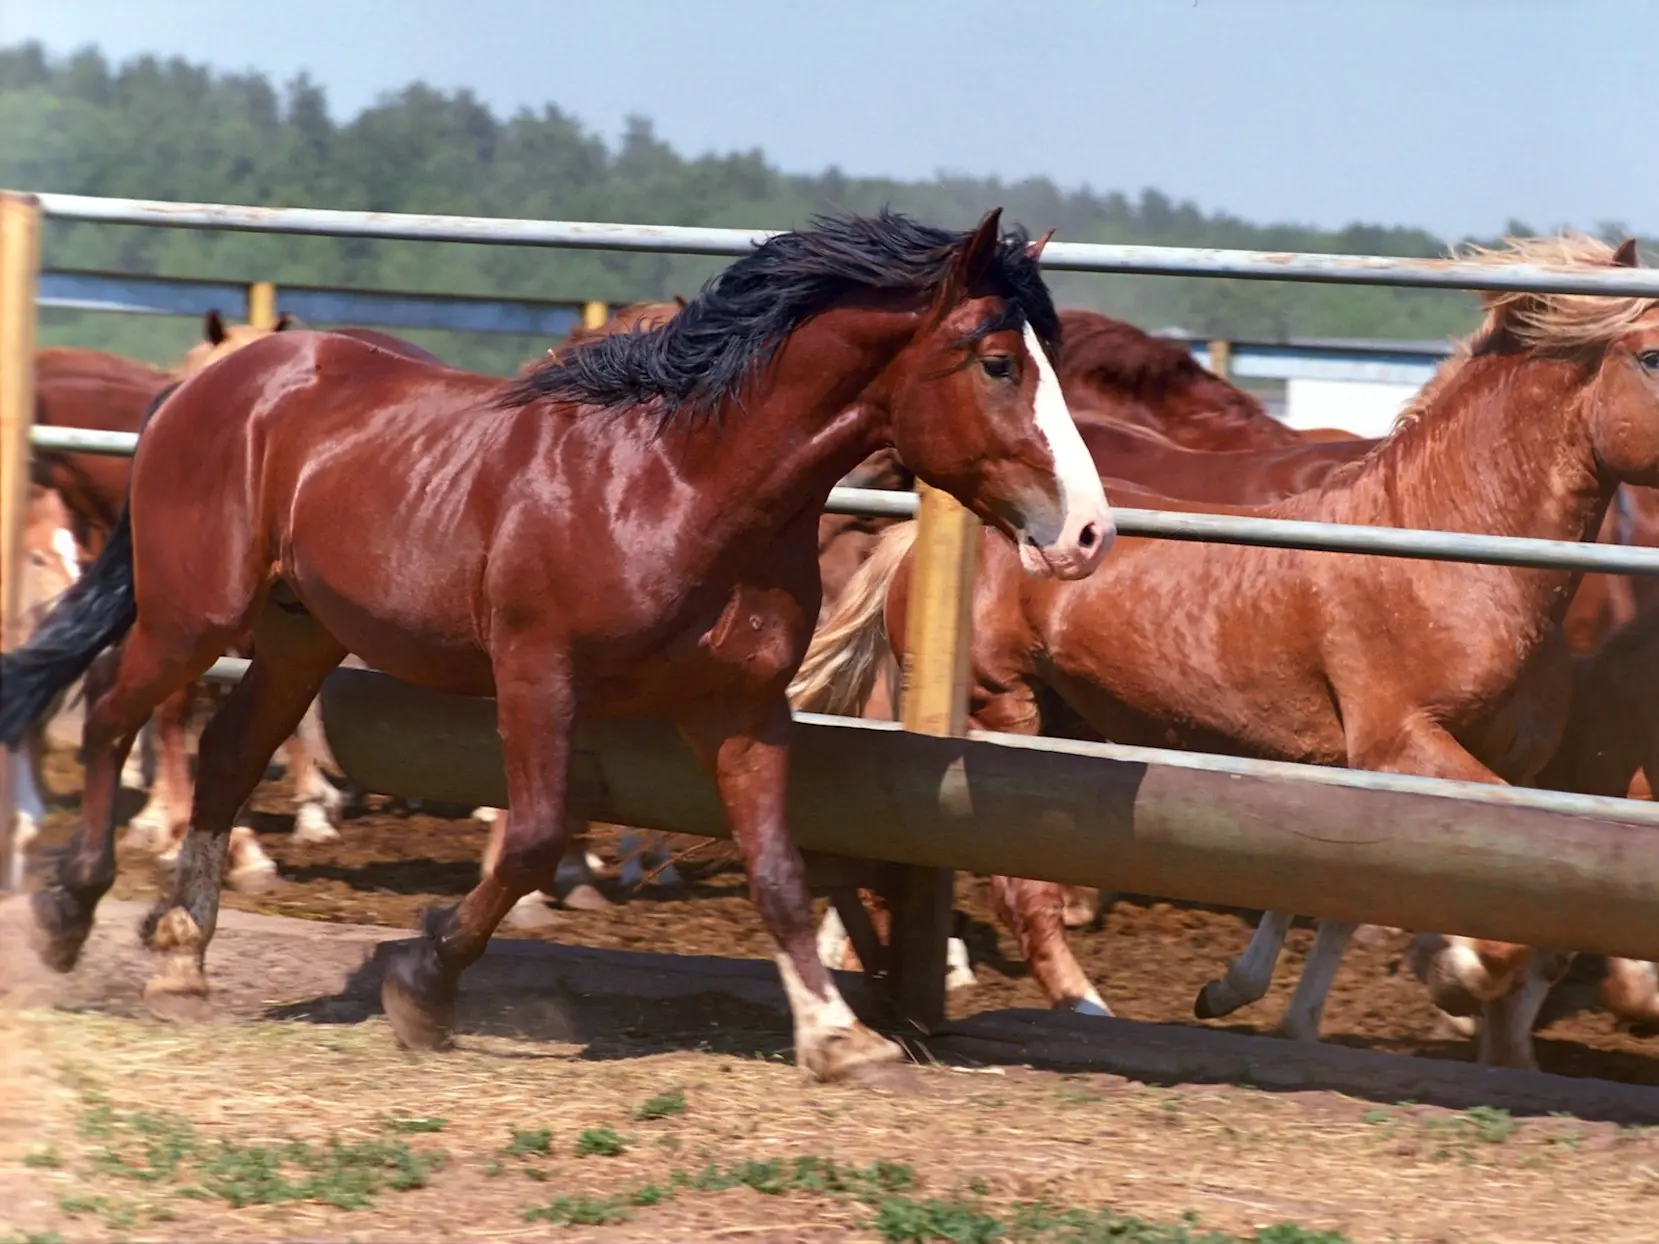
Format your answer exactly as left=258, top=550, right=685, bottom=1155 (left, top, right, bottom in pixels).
left=1390, top=233, right=1653, bottom=434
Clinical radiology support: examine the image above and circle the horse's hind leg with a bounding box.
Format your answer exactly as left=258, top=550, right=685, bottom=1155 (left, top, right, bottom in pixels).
left=288, top=697, right=343, bottom=844
left=139, top=606, right=345, bottom=1019
left=32, top=626, right=220, bottom=973
left=1195, top=910, right=1295, bottom=1019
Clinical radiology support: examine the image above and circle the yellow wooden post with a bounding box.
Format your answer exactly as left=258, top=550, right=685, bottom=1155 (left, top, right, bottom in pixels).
left=1208, top=338, right=1233, bottom=379
left=246, top=280, right=279, bottom=330
left=885, top=480, right=980, bottom=1028
left=582, top=300, right=609, bottom=332
left=0, top=192, right=42, bottom=892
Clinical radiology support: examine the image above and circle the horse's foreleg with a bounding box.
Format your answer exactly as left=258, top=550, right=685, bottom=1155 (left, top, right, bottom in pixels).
left=1478, top=950, right=1574, bottom=1070
left=382, top=652, right=576, bottom=1050
left=990, top=875, right=1109, bottom=1015
left=33, top=628, right=211, bottom=974
left=139, top=611, right=343, bottom=1019
left=1194, top=910, right=1294, bottom=1020
left=1275, top=919, right=1358, bottom=1041
left=685, top=695, right=901, bottom=1083
left=1344, top=717, right=1521, bottom=1058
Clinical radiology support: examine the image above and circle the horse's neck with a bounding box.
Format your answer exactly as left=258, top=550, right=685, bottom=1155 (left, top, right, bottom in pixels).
left=668, top=309, right=908, bottom=545
left=1161, top=385, right=1291, bottom=450
left=1295, top=353, right=1610, bottom=617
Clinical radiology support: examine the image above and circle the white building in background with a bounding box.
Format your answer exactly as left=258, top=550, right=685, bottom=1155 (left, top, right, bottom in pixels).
left=1169, top=333, right=1448, bottom=440
left=1281, top=378, right=1422, bottom=438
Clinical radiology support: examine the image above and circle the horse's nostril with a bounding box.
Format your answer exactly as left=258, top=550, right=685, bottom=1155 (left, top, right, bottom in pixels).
left=1078, top=522, right=1100, bottom=551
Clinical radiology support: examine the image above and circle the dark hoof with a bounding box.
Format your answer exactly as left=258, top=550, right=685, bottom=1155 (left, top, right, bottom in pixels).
left=1193, top=982, right=1226, bottom=1021
left=557, top=883, right=613, bottom=912
left=382, top=940, right=457, bottom=1051
left=29, top=886, right=93, bottom=974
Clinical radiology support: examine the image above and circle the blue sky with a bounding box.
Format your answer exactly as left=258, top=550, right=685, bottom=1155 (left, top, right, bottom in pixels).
left=8, top=0, right=1651, bottom=237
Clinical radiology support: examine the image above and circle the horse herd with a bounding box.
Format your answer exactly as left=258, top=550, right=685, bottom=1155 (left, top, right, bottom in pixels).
left=7, top=210, right=1659, bottom=1084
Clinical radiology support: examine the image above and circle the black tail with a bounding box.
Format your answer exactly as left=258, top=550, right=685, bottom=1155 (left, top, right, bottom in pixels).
left=0, top=506, right=138, bottom=748
left=0, top=381, right=180, bottom=746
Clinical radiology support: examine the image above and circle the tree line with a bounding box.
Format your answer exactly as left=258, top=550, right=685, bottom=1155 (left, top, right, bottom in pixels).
left=0, top=42, right=1616, bottom=373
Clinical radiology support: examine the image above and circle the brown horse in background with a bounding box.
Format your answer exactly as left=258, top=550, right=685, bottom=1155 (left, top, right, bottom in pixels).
left=797, top=234, right=1659, bottom=1070
left=1054, top=310, right=1299, bottom=450
left=1, top=209, right=1112, bottom=1085
left=32, top=312, right=302, bottom=557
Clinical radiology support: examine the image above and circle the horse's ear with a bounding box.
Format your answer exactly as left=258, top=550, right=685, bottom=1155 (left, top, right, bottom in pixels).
left=935, top=207, right=1004, bottom=313
left=1614, top=238, right=1640, bottom=268
left=1026, top=229, right=1056, bottom=262
left=673, top=295, right=688, bottom=309
left=273, top=312, right=296, bottom=331
left=204, top=310, right=227, bottom=345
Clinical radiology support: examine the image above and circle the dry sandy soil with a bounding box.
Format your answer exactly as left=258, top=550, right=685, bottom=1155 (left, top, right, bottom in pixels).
left=7, top=757, right=1659, bottom=1241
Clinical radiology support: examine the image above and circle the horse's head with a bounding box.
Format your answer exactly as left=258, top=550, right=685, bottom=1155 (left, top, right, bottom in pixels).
left=881, top=210, right=1112, bottom=580
left=175, top=309, right=299, bottom=378
left=1459, top=237, right=1659, bottom=489
left=1575, top=241, right=1659, bottom=486
left=19, top=486, right=81, bottom=641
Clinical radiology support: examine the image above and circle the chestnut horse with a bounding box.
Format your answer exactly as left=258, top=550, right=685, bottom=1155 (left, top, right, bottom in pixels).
left=0, top=209, right=1111, bottom=1083
left=1054, top=310, right=1299, bottom=450
left=797, top=234, right=1659, bottom=1069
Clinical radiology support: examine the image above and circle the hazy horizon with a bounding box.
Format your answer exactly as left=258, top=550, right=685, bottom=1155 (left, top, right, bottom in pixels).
left=8, top=0, right=1654, bottom=239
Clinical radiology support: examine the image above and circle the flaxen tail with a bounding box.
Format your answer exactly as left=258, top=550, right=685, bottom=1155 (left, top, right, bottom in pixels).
left=789, top=521, right=918, bottom=716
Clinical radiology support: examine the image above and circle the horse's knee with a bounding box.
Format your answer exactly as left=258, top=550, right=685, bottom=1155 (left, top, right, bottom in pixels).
left=490, top=824, right=572, bottom=893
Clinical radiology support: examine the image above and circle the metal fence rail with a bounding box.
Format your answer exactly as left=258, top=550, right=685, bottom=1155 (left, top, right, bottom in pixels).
left=40, top=269, right=592, bottom=339
left=37, top=193, right=1659, bottom=296
left=38, top=267, right=1451, bottom=383
left=33, top=433, right=1659, bottom=578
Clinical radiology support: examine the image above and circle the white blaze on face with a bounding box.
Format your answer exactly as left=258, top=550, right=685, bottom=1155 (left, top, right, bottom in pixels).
left=1020, top=324, right=1112, bottom=578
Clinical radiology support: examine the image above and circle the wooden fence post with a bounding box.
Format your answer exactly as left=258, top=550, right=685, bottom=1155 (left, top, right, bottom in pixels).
left=1208, top=338, right=1233, bottom=379
left=247, top=280, right=279, bottom=330
left=0, top=192, right=42, bottom=892
left=885, top=480, right=979, bottom=1030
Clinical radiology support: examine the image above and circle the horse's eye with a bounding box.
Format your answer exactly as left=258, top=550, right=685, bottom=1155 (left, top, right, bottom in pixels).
left=980, top=356, right=1014, bottom=380
left=1640, top=350, right=1659, bottom=372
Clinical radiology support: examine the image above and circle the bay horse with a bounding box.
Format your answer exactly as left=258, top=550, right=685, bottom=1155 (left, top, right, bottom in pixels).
left=0, top=208, right=1111, bottom=1084
left=796, top=234, right=1659, bottom=1069
left=31, top=319, right=345, bottom=873
left=34, top=316, right=415, bottom=867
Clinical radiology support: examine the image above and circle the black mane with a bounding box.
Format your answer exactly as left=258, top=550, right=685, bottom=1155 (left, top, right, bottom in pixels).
left=501, top=208, right=1059, bottom=426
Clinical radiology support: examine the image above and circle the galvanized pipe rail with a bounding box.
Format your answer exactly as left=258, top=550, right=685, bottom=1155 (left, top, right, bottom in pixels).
left=31, top=433, right=1659, bottom=577
left=36, top=193, right=1659, bottom=296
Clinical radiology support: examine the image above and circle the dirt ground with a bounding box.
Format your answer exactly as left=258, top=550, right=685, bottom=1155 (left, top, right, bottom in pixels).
left=37, top=751, right=1659, bottom=1087
left=10, top=753, right=1659, bottom=1241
